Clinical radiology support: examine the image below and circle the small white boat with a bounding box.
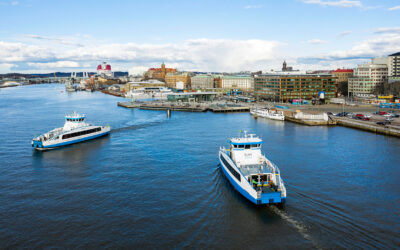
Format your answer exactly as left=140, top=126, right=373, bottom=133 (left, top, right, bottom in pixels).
left=250, top=108, right=285, bottom=121
left=32, top=112, right=110, bottom=150
left=219, top=131, right=287, bottom=205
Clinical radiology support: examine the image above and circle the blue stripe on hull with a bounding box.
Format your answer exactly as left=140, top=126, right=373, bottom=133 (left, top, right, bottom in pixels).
left=42, top=131, right=109, bottom=149
left=219, top=154, right=284, bottom=205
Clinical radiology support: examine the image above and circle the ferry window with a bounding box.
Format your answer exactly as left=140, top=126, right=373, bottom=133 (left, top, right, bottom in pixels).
left=238, top=145, right=244, bottom=148
left=245, top=145, right=250, bottom=149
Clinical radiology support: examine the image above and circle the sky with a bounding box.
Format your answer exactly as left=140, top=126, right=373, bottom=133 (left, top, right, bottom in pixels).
left=0, top=0, right=400, bottom=74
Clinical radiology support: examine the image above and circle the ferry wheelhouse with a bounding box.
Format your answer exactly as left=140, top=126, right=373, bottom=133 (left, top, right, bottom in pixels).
left=32, top=112, right=110, bottom=150
left=219, top=132, right=286, bottom=205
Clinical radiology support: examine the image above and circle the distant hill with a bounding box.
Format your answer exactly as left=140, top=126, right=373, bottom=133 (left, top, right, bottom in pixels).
left=0, top=72, right=129, bottom=79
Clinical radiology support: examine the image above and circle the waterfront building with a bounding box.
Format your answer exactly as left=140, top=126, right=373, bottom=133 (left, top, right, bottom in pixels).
left=348, top=58, right=388, bottom=96
left=124, top=79, right=165, bottom=92
left=191, top=75, right=214, bottom=89
left=145, top=63, right=177, bottom=81
left=213, top=76, right=222, bottom=88
left=165, top=73, right=191, bottom=89
left=388, top=52, right=400, bottom=84
left=254, top=74, right=337, bottom=102
left=221, top=75, right=254, bottom=90
left=332, top=69, right=354, bottom=82
left=167, top=92, right=218, bottom=102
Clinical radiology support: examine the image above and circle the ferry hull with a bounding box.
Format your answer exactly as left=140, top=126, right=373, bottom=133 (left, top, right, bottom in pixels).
left=219, top=152, right=285, bottom=205
left=32, top=131, right=110, bottom=151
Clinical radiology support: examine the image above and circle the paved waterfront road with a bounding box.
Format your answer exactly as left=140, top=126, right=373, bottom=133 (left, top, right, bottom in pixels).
left=0, top=84, right=399, bottom=248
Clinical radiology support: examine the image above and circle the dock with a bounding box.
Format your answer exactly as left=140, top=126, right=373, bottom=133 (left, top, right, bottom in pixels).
left=208, top=105, right=250, bottom=113
left=117, top=101, right=249, bottom=113
left=334, top=117, right=400, bottom=138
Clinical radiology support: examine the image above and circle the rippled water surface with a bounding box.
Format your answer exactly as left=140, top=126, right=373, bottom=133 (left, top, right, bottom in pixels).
left=0, top=84, right=399, bottom=248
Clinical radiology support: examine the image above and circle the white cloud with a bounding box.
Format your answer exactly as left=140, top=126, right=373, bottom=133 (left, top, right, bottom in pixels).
left=25, top=34, right=84, bottom=47
left=10, top=1, right=18, bottom=5
left=298, top=32, right=400, bottom=65
left=0, top=41, right=53, bottom=62
left=306, top=39, right=328, bottom=44
left=374, top=27, right=400, bottom=34
left=0, top=63, right=16, bottom=73
left=244, top=5, right=263, bottom=9
left=337, top=31, right=351, bottom=37
left=302, top=0, right=362, bottom=8
left=388, top=6, right=400, bottom=11
left=129, top=66, right=148, bottom=76
left=0, top=39, right=283, bottom=72
left=27, top=61, right=80, bottom=69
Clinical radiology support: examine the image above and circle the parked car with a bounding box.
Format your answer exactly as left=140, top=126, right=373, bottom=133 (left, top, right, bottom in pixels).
left=335, top=112, right=347, bottom=117
left=364, top=114, right=372, bottom=118
left=391, top=114, right=400, bottom=118
left=346, top=112, right=354, bottom=118
left=355, top=114, right=364, bottom=118
left=379, top=111, right=387, bottom=115
left=377, top=121, right=391, bottom=125
left=362, top=117, right=370, bottom=121
left=326, top=112, right=333, bottom=115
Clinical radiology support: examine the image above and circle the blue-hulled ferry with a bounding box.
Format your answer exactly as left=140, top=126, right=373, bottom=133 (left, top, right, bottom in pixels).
left=219, top=131, right=287, bottom=205
left=32, top=112, right=110, bottom=150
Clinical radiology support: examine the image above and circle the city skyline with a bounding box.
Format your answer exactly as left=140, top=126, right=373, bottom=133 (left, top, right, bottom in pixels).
left=0, top=0, right=399, bottom=74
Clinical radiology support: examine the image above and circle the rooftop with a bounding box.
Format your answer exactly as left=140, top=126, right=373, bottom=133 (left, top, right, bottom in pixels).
left=389, top=52, right=400, bottom=56
left=333, top=69, right=354, bottom=73
left=167, top=92, right=218, bottom=96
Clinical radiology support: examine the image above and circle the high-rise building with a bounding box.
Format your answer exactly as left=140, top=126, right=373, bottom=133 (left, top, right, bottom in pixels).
left=254, top=74, right=337, bottom=102
left=348, top=58, right=388, bottom=96
left=388, top=52, right=400, bottom=83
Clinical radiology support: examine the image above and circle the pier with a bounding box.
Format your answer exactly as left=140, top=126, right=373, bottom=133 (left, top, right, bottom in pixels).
left=117, top=101, right=250, bottom=113
left=334, top=117, right=400, bottom=138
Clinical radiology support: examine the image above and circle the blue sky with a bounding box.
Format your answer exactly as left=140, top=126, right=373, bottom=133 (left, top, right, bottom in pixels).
left=0, top=0, right=399, bottom=73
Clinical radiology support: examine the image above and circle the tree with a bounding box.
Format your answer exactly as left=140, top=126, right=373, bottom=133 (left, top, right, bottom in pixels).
left=337, top=81, right=348, bottom=96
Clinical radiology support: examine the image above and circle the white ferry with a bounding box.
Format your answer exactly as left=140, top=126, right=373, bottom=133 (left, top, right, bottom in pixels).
left=250, top=108, right=285, bottom=121
left=32, top=112, right=110, bottom=150
left=219, top=131, right=287, bottom=205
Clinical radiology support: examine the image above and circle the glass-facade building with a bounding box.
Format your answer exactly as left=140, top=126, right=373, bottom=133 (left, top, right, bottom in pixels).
left=254, top=74, right=337, bottom=102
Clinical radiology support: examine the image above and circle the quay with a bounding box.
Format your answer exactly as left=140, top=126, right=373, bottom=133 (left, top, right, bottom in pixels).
left=117, top=101, right=249, bottom=113
left=334, top=117, right=400, bottom=138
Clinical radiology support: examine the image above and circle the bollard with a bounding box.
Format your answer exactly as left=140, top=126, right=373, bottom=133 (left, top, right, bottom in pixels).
left=167, top=109, right=171, bottom=118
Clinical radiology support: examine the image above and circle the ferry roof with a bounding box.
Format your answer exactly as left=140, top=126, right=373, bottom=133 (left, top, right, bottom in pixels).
left=230, top=135, right=263, bottom=145
left=65, top=112, right=85, bottom=120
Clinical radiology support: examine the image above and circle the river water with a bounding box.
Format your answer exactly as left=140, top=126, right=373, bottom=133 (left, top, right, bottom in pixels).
left=0, top=84, right=399, bottom=249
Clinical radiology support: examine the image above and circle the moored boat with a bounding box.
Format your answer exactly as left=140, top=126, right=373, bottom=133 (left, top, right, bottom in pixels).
left=219, top=131, right=286, bottom=205
left=250, top=108, right=285, bottom=121
left=32, top=112, right=110, bottom=150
